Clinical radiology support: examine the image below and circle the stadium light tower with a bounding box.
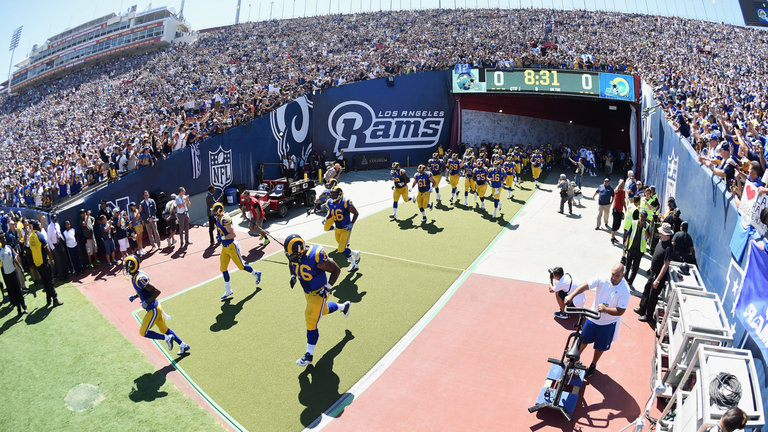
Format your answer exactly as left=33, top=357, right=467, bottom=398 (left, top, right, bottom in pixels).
left=7, top=26, right=22, bottom=95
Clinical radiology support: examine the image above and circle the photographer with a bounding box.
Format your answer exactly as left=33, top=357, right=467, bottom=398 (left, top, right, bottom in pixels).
left=548, top=267, right=585, bottom=319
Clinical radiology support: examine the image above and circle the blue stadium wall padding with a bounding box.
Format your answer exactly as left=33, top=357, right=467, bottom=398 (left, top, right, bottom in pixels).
left=642, top=91, right=768, bottom=425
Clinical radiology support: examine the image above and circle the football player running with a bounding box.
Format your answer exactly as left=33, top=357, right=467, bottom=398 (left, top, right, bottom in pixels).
left=473, top=161, right=490, bottom=210
left=324, top=186, right=362, bottom=272
left=125, top=255, right=190, bottom=356
left=211, top=202, right=262, bottom=299
left=488, top=162, right=507, bottom=218
left=285, top=234, right=351, bottom=367
left=427, top=152, right=444, bottom=203
left=390, top=162, right=411, bottom=220
left=410, top=164, right=437, bottom=223
left=446, top=153, right=461, bottom=204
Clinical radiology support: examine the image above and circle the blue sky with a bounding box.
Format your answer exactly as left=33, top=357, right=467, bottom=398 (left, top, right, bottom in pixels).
left=0, top=0, right=747, bottom=83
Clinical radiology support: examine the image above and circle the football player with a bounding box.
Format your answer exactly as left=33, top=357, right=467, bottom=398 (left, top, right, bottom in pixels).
left=512, top=147, right=523, bottom=185
left=410, top=164, right=437, bottom=223
left=488, top=162, right=507, bottom=218
left=427, top=152, right=444, bottom=202
left=531, top=149, right=544, bottom=188
left=212, top=202, right=262, bottom=299
left=503, top=155, right=516, bottom=198
left=390, top=162, right=411, bottom=220
left=446, top=153, right=461, bottom=203
left=285, top=234, right=350, bottom=367
left=324, top=186, right=362, bottom=272
left=473, top=161, right=489, bottom=210
left=125, top=255, right=190, bottom=356
left=461, top=154, right=476, bottom=205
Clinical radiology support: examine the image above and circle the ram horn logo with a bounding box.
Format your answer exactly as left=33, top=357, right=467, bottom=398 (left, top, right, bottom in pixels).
left=271, top=96, right=313, bottom=164
left=328, top=100, right=445, bottom=153
left=209, top=146, right=232, bottom=189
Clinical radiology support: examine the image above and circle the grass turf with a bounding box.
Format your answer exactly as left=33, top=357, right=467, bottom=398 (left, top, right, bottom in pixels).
left=159, top=178, right=541, bottom=431
left=0, top=283, right=224, bottom=432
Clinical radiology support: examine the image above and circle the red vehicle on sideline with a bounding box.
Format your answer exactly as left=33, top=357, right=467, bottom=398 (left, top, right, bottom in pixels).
left=252, top=177, right=316, bottom=218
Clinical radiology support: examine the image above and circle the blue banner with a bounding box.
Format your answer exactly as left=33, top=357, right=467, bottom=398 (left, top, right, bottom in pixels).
left=313, top=71, right=454, bottom=166
left=599, top=72, right=635, bottom=101
left=735, top=242, right=768, bottom=358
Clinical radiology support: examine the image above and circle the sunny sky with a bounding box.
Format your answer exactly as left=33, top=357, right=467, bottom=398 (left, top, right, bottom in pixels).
left=0, top=0, right=748, bottom=84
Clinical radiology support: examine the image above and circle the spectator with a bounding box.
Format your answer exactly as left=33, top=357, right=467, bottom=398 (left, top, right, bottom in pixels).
left=206, top=186, right=218, bottom=245
left=79, top=209, right=98, bottom=268
left=113, top=209, right=128, bottom=261
left=0, top=233, right=27, bottom=315
left=164, top=194, right=178, bottom=248
left=97, top=215, right=117, bottom=267
left=175, top=187, right=192, bottom=246
left=62, top=220, right=82, bottom=275
left=140, top=190, right=162, bottom=250
left=129, top=203, right=145, bottom=256
left=46, top=213, right=69, bottom=281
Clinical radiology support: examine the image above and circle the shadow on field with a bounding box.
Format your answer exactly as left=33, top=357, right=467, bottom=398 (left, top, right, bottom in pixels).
left=129, top=364, right=176, bottom=402
left=333, top=272, right=366, bottom=303
left=298, top=329, right=355, bottom=427
left=24, top=305, right=52, bottom=325
left=211, top=287, right=262, bottom=332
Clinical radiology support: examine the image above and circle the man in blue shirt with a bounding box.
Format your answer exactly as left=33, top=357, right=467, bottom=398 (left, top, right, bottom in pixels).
left=593, top=178, right=614, bottom=230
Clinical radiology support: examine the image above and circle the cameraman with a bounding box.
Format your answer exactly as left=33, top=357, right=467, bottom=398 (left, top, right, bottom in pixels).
left=548, top=267, right=585, bottom=319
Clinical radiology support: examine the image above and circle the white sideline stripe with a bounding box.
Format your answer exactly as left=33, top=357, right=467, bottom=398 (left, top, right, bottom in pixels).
left=312, top=242, right=466, bottom=273
left=303, top=184, right=540, bottom=432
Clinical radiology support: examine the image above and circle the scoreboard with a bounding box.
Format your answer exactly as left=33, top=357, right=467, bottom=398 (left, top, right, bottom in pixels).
left=452, top=67, right=637, bottom=102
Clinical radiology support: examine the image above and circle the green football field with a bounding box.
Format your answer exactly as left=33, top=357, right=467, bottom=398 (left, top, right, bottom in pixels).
left=157, top=181, right=540, bottom=431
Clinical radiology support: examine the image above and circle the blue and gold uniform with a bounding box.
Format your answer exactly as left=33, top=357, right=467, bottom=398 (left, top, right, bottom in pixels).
left=503, top=158, right=516, bottom=191
left=390, top=163, right=410, bottom=219
left=325, top=187, right=361, bottom=269
left=213, top=202, right=262, bottom=299
left=473, top=164, right=489, bottom=209
left=462, top=157, right=476, bottom=204
left=125, top=257, right=188, bottom=356
left=446, top=155, right=461, bottom=202
left=512, top=150, right=523, bottom=179
left=531, top=151, right=544, bottom=186
left=488, top=164, right=507, bottom=217
left=428, top=154, right=443, bottom=202
left=411, top=165, right=435, bottom=222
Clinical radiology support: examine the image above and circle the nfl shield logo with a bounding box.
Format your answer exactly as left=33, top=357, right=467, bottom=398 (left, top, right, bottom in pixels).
left=209, top=146, right=233, bottom=189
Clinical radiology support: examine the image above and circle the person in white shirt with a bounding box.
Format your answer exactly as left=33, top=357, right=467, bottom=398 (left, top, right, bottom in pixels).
left=47, top=214, right=69, bottom=280
left=175, top=187, right=192, bottom=246
left=564, top=263, right=630, bottom=378
left=0, top=233, right=27, bottom=315
left=548, top=267, right=586, bottom=319
left=62, top=220, right=82, bottom=274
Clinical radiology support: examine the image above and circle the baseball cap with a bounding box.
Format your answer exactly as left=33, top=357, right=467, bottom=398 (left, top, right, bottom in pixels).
left=604, top=178, right=610, bottom=183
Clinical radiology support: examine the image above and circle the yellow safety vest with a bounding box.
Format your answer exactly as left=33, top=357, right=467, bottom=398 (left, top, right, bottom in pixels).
left=626, top=220, right=649, bottom=253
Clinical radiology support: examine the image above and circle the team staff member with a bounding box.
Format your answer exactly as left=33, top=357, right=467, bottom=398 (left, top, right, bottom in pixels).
left=531, top=149, right=544, bottom=188
left=240, top=190, right=270, bottom=247
left=410, top=165, right=437, bottom=224
left=389, top=162, right=411, bottom=220
left=548, top=266, right=585, bottom=319
left=473, top=162, right=489, bottom=210
left=140, top=190, right=162, bottom=250
left=610, top=179, right=626, bottom=244
left=564, top=263, right=630, bottom=378
left=488, top=162, right=506, bottom=218
left=175, top=187, right=192, bottom=246
left=427, top=152, right=444, bottom=203
left=324, top=186, right=362, bottom=271
left=124, top=255, right=190, bottom=356
left=28, top=220, right=63, bottom=307
left=446, top=153, right=461, bottom=204
left=503, top=155, right=516, bottom=198
left=624, top=210, right=650, bottom=287
left=206, top=186, right=218, bottom=245
left=284, top=234, right=351, bottom=367
left=635, top=222, right=675, bottom=325
left=212, top=202, right=262, bottom=299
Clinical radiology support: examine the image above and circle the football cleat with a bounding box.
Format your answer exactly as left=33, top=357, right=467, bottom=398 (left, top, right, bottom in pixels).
left=177, top=342, right=190, bottom=356
left=341, top=301, right=351, bottom=318
left=253, top=271, right=262, bottom=285
left=297, top=352, right=313, bottom=367
left=221, top=288, right=233, bottom=299
left=164, top=334, right=174, bottom=351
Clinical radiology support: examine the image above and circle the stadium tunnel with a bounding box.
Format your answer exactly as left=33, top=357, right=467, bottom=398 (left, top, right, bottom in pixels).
left=453, top=92, right=636, bottom=156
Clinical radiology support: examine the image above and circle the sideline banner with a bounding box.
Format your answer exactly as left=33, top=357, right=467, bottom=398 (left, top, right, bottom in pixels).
left=735, top=242, right=768, bottom=359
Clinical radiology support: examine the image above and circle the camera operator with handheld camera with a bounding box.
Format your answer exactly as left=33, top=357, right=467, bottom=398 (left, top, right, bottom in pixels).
left=548, top=266, right=585, bottom=319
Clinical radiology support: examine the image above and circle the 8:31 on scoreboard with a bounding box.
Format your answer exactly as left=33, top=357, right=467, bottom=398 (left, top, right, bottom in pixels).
left=486, top=69, right=599, bottom=96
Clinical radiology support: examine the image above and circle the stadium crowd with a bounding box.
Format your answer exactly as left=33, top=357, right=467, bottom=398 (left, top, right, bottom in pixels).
left=1, top=8, right=767, bottom=209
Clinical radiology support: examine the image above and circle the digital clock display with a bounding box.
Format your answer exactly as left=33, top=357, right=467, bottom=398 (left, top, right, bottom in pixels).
left=486, top=69, right=600, bottom=95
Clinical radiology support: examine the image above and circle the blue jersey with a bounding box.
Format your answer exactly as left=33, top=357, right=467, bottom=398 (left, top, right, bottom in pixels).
left=531, top=154, right=544, bottom=167
left=290, top=244, right=329, bottom=293
left=447, top=158, right=461, bottom=175
left=327, top=198, right=353, bottom=228
left=473, top=167, right=489, bottom=185
left=392, top=169, right=408, bottom=189
left=414, top=172, right=432, bottom=192
left=463, top=160, right=475, bottom=178
left=131, top=271, right=158, bottom=310
left=503, top=160, right=516, bottom=174
left=215, top=215, right=235, bottom=246
left=428, top=158, right=443, bottom=176
left=488, top=167, right=506, bottom=188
